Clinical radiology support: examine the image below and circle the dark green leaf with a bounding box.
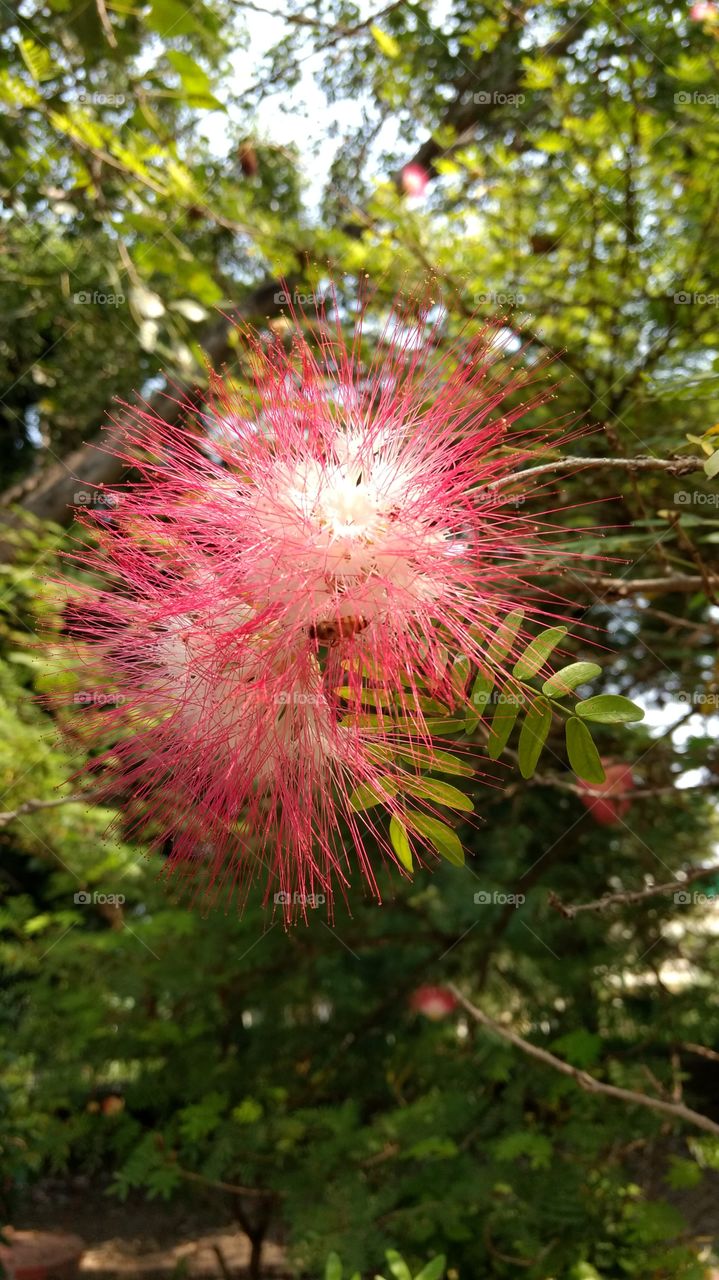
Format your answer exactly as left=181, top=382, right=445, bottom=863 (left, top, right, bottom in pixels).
left=542, top=661, right=602, bottom=697
left=517, top=697, right=552, bottom=778
left=565, top=718, right=606, bottom=783
left=389, top=816, right=413, bottom=872
left=512, top=626, right=568, bottom=680
left=405, top=811, right=465, bottom=866
left=575, top=695, right=645, bottom=724
left=487, top=696, right=521, bottom=759
left=403, top=777, right=474, bottom=813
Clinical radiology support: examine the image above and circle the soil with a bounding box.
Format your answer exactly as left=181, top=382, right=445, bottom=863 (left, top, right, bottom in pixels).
left=9, top=1179, right=290, bottom=1279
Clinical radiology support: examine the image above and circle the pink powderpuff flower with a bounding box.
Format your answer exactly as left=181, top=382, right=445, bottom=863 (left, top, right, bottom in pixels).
left=690, top=2, right=717, bottom=21
left=58, top=291, right=578, bottom=917
left=409, top=985, right=458, bottom=1020
left=400, top=163, right=430, bottom=197
left=578, top=761, right=634, bottom=826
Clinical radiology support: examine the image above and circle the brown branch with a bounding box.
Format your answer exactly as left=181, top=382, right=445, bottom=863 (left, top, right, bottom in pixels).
left=173, top=1165, right=280, bottom=1200
left=449, top=985, right=719, bottom=1138
left=488, top=453, right=706, bottom=491
left=549, top=863, right=719, bottom=919
left=95, top=0, right=118, bottom=47
left=0, top=790, right=108, bottom=828
left=681, top=1042, right=719, bottom=1065
left=576, top=572, right=719, bottom=597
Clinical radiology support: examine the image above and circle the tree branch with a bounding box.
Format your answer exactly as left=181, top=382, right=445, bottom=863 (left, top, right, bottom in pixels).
left=548, top=862, right=719, bottom=919
left=488, top=453, right=706, bottom=491
left=449, top=985, right=719, bottom=1138
left=0, top=790, right=107, bottom=829
left=576, top=572, right=719, bottom=597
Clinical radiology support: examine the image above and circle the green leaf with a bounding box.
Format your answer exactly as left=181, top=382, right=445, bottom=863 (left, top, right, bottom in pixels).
left=415, top=1259, right=446, bottom=1280
left=470, top=672, right=494, bottom=715
left=18, top=37, right=57, bottom=83
left=451, top=654, right=470, bottom=700
left=517, top=697, right=552, bottom=778
left=575, top=695, right=645, bottom=724
left=405, top=811, right=465, bottom=866
left=371, top=25, right=401, bottom=58
left=378, top=745, right=474, bottom=777
left=403, top=778, right=474, bottom=813
left=705, top=449, right=719, bottom=479
left=542, top=661, right=602, bottom=696
left=325, top=1252, right=343, bottom=1280
left=348, top=778, right=399, bottom=812
left=385, top=1251, right=412, bottom=1280
left=512, top=626, right=568, bottom=679
left=487, top=696, right=521, bottom=759
left=421, top=718, right=470, bottom=736
left=566, top=718, right=606, bottom=784
left=487, top=608, right=525, bottom=665
left=389, top=816, right=413, bottom=872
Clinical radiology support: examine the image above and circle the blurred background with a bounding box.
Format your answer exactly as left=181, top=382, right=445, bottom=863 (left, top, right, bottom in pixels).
left=1, top=1, right=719, bottom=1277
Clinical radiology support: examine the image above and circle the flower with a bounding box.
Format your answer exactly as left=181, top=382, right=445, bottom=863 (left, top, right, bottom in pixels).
left=409, top=985, right=458, bottom=1019
left=578, top=761, right=634, bottom=826
left=60, top=291, right=573, bottom=916
left=690, top=2, right=718, bottom=21
left=400, top=164, right=430, bottom=197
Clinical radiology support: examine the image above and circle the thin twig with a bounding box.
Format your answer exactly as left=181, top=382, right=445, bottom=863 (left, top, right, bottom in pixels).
left=548, top=862, right=719, bottom=918
left=449, top=985, right=719, bottom=1138
left=0, top=790, right=107, bottom=828
left=95, top=0, right=118, bottom=47
left=488, top=453, right=706, bottom=491
left=576, top=572, right=719, bottom=597
left=174, top=1165, right=280, bottom=1200
left=681, top=1042, right=719, bottom=1065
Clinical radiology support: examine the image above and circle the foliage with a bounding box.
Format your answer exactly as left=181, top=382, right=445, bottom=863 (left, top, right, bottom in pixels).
left=1, top=0, right=719, bottom=1276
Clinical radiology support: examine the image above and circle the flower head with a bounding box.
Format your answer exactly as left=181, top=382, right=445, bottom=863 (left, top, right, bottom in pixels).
left=59, top=291, right=574, bottom=917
